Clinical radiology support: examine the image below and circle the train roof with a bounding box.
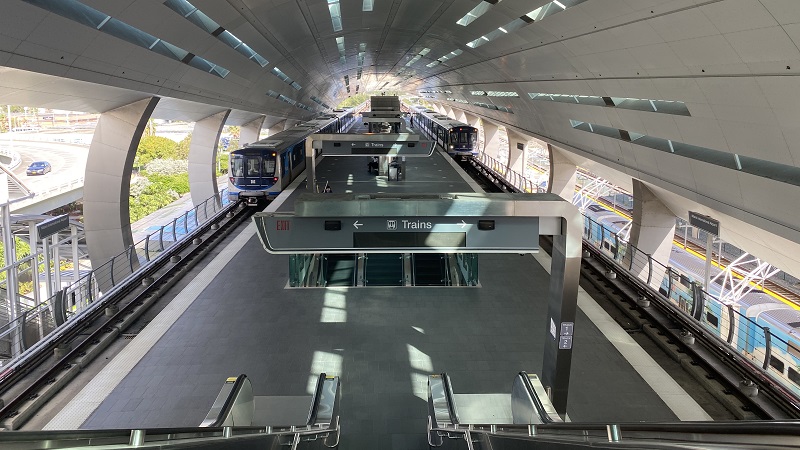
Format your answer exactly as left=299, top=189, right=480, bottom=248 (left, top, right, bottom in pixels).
left=414, top=108, right=473, bottom=129
left=238, top=112, right=345, bottom=151
left=736, top=291, right=783, bottom=308
left=759, top=308, right=800, bottom=337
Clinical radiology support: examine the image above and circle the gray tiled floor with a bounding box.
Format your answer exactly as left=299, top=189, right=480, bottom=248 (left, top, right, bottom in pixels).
left=81, top=150, right=678, bottom=448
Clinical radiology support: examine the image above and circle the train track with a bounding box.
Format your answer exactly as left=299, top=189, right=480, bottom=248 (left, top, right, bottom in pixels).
left=591, top=196, right=800, bottom=309
left=0, top=201, right=257, bottom=430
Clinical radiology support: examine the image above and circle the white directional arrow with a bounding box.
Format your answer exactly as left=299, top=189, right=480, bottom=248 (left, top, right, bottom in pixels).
left=353, top=220, right=363, bottom=229
left=351, top=142, right=356, bottom=147
left=459, top=220, right=468, bottom=229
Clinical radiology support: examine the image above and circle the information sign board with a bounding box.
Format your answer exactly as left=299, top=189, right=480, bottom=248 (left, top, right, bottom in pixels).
left=688, top=211, right=719, bottom=236
left=36, top=214, right=70, bottom=240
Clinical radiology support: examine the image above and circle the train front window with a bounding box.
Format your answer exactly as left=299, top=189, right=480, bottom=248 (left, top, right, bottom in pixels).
left=451, top=130, right=477, bottom=145
left=231, top=156, right=244, bottom=177
left=246, top=156, right=260, bottom=177
left=263, top=158, right=276, bottom=176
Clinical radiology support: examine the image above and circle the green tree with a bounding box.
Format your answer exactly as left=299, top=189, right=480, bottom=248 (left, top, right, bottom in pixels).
left=135, top=135, right=179, bottom=168
left=175, top=134, right=191, bottom=160
left=337, top=93, right=369, bottom=108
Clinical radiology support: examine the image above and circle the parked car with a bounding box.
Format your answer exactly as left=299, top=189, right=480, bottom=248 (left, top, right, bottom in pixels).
left=26, top=161, right=51, bottom=176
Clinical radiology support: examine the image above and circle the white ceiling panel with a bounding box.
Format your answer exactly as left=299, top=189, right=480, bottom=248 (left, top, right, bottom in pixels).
left=3, top=0, right=800, bottom=266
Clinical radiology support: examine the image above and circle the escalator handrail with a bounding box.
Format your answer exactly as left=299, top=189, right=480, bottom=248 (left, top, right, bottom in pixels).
left=306, top=372, right=327, bottom=426
left=441, top=372, right=460, bottom=425
left=205, top=374, right=248, bottom=427
left=518, top=371, right=560, bottom=424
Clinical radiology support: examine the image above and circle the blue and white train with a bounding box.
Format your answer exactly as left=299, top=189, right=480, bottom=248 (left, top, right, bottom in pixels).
left=583, top=199, right=800, bottom=401
left=410, top=106, right=478, bottom=159
left=228, top=109, right=356, bottom=204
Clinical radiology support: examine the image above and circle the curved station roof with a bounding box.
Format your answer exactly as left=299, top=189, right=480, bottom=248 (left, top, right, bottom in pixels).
left=2, top=0, right=800, bottom=274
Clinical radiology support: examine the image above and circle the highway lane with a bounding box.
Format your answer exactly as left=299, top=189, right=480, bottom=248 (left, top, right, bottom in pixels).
left=2, top=138, right=88, bottom=192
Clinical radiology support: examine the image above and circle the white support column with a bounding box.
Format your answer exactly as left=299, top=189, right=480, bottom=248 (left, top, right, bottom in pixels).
left=454, top=108, right=468, bottom=123
left=548, top=144, right=577, bottom=200
left=505, top=129, right=529, bottom=174
left=624, top=179, right=676, bottom=287
left=189, top=110, right=230, bottom=211
left=444, top=105, right=455, bottom=119
left=84, top=97, right=159, bottom=269
left=463, top=112, right=480, bottom=129
left=431, top=104, right=443, bottom=114
left=239, top=117, right=265, bottom=147
left=482, top=121, right=503, bottom=160
left=268, top=120, right=287, bottom=136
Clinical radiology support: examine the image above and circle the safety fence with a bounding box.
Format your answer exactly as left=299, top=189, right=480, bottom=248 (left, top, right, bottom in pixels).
left=0, top=190, right=232, bottom=366
left=475, top=153, right=545, bottom=193
left=583, top=214, right=800, bottom=403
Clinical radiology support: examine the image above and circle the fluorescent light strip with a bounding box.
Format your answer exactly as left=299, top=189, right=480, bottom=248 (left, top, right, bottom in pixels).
left=363, top=0, right=373, bottom=12
left=163, top=0, right=268, bottom=67
left=471, top=90, right=518, bottom=97
left=25, top=0, right=229, bottom=78
left=466, top=0, right=587, bottom=48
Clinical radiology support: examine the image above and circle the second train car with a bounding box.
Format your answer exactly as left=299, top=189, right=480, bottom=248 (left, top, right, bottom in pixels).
left=411, top=106, right=478, bottom=159
left=228, top=109, right=356, bottom=204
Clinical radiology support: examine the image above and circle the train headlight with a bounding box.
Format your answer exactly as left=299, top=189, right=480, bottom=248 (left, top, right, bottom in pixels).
left=449, top=145, right=454, bottom=149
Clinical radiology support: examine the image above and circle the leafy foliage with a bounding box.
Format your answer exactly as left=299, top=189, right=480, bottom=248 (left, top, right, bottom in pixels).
left=135, top=135, right=180, bottom=168
left=145, top=158, right=189, bottom=176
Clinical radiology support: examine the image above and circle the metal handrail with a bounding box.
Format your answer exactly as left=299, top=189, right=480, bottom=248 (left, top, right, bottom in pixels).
left=0, top=189, right=232, bottom=370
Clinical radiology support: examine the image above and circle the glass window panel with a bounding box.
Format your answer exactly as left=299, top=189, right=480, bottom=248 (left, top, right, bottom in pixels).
left=187, top=55, right=214, bottom=72
left=184, top=9, right=219, bottom=33
left=24, top=0, right=110, bottom=28
left=150, top=40, right=189, bottom=61
left=101, top=18, right=158, bottom=48
left=163, top=0, right=196, bottom=17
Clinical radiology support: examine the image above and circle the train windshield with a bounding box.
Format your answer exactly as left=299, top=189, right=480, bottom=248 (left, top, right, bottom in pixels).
left=246, top=156, right=261, bottom=177
left=230, top=155, right=245, bottom=177
left=450, top=129, right=477, bottom=145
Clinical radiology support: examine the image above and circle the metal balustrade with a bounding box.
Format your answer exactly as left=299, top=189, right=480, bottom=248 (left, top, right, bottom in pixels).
left=0, top=190, right=232, bottom=369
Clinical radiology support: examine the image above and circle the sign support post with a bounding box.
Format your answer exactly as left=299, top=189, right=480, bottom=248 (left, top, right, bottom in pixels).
left=253, top=193, right=582, bottom=416
left=689, top=211, right=720, bottom=289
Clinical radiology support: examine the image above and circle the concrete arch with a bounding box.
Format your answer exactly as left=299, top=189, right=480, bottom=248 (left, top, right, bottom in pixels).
left=84, top=97, right=159, bottom=269
left=188, top=110, right=230, bottom=211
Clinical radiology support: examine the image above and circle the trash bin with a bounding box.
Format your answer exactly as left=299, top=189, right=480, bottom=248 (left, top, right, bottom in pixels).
left=388, top=161, right=400, bottom=181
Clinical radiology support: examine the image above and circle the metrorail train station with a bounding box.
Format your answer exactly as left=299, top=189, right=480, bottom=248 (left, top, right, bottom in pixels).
left=2, top=1, right=800, bottom=449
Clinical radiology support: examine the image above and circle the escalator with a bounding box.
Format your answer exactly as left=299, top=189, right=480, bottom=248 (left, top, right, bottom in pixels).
left=412, top=253, right=448, bottom=286
left=363, top=253, right=404, bottom=286
left=322, top=254, right=357, bottom=286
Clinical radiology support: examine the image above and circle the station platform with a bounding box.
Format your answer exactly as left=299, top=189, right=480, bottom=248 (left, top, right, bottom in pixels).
left=43, top=139, right=711, bottom=448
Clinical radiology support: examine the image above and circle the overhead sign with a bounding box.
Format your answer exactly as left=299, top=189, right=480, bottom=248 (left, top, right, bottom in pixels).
left=255, top=214, right=539, bottom=253
left=688, top=211, right=719, bottom=236
left=36, top=214, right=70, bottom=240
left=318, top=137, right=433, bottom=156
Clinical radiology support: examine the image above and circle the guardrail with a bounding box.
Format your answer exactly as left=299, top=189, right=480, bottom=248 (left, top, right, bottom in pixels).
left=10, top=177, right=85, bottom=211
left=476, top=153, right=544, bottom=193
left=479, top=151, right=799, bottom=407
left=0, top=190, right=232, bottom=367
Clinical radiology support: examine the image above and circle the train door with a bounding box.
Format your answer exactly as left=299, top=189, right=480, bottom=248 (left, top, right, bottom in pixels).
left=245, top=155, right=263, bottom=186
left=280, top=152, right=290, bottom=188
left=436, top=125, right=447, bottom=149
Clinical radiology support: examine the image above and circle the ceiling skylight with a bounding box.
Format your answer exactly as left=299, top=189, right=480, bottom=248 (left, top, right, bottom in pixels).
left=426, top=49, right=464, bottom=68
left=466, top=0, right=587, bottom=48
left=529, top=92, right=691, bottom=116
left=472, top=90, right=519, bottom=97
left=457, top=0, right=501, bottom=26
left=363, top=0, right=373, bottom=12
left=405, top=48, right=430, bottom=67
left=24, top=0, right=229, bottom=78
left=336, top=37, right=346, bottom=64
left=272, top=67, right=301, bottom=90
left=163, top=0, right=268, bottom=67
left=328, top=0, right=343, bottom=32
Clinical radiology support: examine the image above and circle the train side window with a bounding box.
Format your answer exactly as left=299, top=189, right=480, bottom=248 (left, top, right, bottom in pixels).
left=769, top=356, right=785, bottom=374
left=705, top=311, right=719, bottom=328
left=788, top=341, right=800, bottom=360
left=789, top=367, right=800, bottom=386
left=679, top=274, right=691, bottom=287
